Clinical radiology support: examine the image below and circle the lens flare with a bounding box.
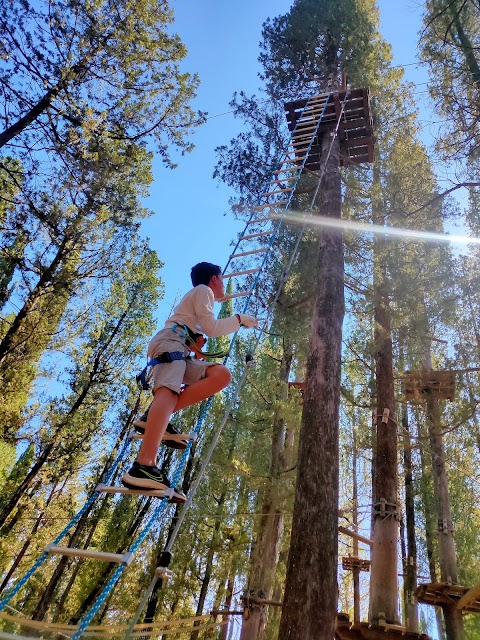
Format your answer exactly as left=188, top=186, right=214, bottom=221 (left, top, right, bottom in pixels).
left=274, top=211, right=479, bottom=245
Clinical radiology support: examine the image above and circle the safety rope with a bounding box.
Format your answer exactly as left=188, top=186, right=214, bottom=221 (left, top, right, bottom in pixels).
left=0, top=437, right=132, bottom=612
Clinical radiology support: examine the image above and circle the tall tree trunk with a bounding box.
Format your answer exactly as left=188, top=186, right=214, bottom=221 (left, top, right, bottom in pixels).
left=398, top=333, right=418, bottom=632
left=279, top=127, right=343, bottom=640
left=351, top=423, right=361, bottom=624
left=369, top=166, right=399, bottom=624
left=0, top=480, right=59, bottom=592
left=190, top=492, right=226, bottom=640
left=241, top=341, right=293, bottom=640
left=424, top=342, right=464, bottom=640
left=402, top=404, right=419, bottom=631
left=417, top=410, right=445, bottom=640
left=220, top=572, right=236, bottom=640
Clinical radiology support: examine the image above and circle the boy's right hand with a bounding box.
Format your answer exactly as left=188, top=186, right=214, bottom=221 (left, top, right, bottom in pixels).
left=238, top=313, right=258, bottom=329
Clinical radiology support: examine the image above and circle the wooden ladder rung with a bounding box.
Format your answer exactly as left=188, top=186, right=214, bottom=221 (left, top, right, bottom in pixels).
left=293, top=126, right=318, bottom=135
left=268, top=175, right=298, bottom=185
left=230, top=248, right=268, bottom=259
left=240, top=230, right=274, bottom=241
left=45, top=544, right=133, bottom=565
left=252, top=200, right=288, bottom=211
left=247, top=216, right=275, bottom=225
left=223, top=268, right=261, bottom=278
left=226, top=291, right=252, bottom=299
left=260, top=187, right=293, bottom=197
left=272, top=167, right=300, bottom=176
left=96, top=483, right=172, bottom=499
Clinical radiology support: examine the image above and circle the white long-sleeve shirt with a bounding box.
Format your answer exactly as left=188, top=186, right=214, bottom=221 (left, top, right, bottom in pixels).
left=164, top=284, right=240, bottom=338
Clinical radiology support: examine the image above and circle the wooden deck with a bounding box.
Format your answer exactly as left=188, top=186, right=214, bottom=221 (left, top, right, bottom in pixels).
left=401, top=370, right=455, bottom=402
left=336, top=613, right=432, bottom=640
left=284, top=88, right=374, bottom=168
left=416, top=582, right=480, bottom=613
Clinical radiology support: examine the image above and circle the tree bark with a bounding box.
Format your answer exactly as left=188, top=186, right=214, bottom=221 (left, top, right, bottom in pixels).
left=351, top=424, right=361, bottom=624
left=402, top=404, right=419, bottom=631
left=369, top=169, right=399, bottom=625
left=278, top=130, right=343, bottom=640
left=241, top=341, right=293, bottom=640
left=424, top=343, right=464, bottom=640
left=417, top=410, right=445, bottom=640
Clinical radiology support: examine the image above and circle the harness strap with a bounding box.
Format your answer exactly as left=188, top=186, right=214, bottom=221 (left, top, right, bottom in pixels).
left=172, top=323, right=229, bottom=359
left=136, top=351, right=187, bottom=390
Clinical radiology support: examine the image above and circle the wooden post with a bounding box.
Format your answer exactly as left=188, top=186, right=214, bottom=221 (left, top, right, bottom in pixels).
left=424, top=342, right=464, bottom=640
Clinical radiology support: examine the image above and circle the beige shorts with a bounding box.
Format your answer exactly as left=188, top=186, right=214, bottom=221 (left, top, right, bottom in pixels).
left=147, top=327, right=217, bottom=394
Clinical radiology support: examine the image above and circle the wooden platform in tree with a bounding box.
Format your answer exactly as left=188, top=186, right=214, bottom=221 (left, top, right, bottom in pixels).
left=336, top=613, right=431, bottom=640
left=342, top=556, right=371, bottom=572
left=416, top=582, right=480, bottom=613
left=401, top=370, right=455, bottom=402
left=284, top=88, right=374, bottom=168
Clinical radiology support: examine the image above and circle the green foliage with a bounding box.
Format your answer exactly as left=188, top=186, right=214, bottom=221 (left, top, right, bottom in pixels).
left=0, top=0, right=204, bottom=166
left=421, top=0, right=480, bottom=158
left=259, top=0, right=379, bottom=98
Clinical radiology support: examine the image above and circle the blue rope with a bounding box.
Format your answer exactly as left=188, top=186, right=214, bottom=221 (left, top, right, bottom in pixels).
left=0, top=437, right=132, bottom=611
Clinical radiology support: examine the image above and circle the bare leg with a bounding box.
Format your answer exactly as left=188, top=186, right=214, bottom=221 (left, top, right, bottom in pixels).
left=173, top=364, right=231, bottom=412
left=136, top=365, right=231, bottom=466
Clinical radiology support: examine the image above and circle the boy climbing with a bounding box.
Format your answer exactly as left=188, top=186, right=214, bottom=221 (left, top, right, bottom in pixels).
left=122, top=262, right=258, bottom=502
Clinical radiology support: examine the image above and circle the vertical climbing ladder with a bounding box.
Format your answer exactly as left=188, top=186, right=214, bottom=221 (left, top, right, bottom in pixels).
left=0, top=91, right=343, bottom=639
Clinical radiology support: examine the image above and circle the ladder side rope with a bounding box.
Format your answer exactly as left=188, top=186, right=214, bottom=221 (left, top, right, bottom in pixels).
left=122, top=91, right=350, bottom=639
left=0, top=437, right=132, bottom=612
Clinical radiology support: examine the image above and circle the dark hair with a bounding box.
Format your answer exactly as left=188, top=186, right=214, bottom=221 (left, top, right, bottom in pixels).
left=191, top=262, right=222, bottom=287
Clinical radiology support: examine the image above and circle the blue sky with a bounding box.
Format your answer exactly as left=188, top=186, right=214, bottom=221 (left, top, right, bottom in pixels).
left=141, top=0, right=436, bottom=323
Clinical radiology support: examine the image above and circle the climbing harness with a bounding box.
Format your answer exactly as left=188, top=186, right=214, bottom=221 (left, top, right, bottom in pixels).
left=172, top=323, right=229, bottom=359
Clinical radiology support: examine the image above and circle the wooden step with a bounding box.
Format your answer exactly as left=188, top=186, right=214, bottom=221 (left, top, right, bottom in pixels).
left=45, top=544, right=133, bottom=565
left=96, top=483, right=173, bottom=499
left=240, top=230, right=274, bottom=241
left=223, top=267, right=261, bottom=278
left=230, top=247, right=268, bottom=259
left=268, top=175, right=298, bottom=185
left=246, top=216, right=275, bottom=225
left=260, top=187, right=293, bottom=197
left=252, top=200, right=288, bottom=211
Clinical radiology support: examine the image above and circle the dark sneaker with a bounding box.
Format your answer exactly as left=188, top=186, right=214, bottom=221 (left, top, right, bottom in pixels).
left=133, top=416, right=190, bottom=450
left=122, top=462, right=187, bottom=504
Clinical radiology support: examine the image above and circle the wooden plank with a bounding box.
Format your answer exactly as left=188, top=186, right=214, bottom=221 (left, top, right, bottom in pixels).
left=338, top=525, right=373, bottom=547
left=45, top=544, right=127, bottom=564
left=223, top=268, right=261, bottom=278
left=240, top=230, right=274, bottom=241
left=456, top=584, right=480, bottom=610
left=96, top=484, right=169, bottom=498
left=260, top=187, right=293, bottom=197
left=230, top=248, right=268, bottom=259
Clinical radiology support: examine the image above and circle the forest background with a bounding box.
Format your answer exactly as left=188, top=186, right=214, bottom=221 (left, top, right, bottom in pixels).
left=0, top=0, right=479, bottom=640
